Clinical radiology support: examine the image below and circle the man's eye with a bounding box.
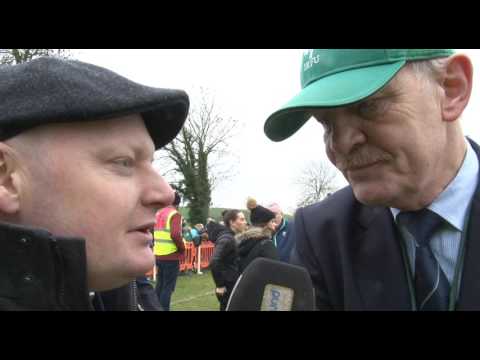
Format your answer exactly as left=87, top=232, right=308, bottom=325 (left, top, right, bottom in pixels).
left=357, top=98, right=388, bottom=118
left=114, top=158, right=134, bottom=167
left=357, top=100, right=377, bottom=115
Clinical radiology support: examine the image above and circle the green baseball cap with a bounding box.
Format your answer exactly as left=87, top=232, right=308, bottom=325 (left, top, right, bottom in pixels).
left=264, top=49, right=455, bottom=142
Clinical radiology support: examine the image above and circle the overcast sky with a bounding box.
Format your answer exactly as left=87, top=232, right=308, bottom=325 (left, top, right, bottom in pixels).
left=73, top=49, right=480, bottom=214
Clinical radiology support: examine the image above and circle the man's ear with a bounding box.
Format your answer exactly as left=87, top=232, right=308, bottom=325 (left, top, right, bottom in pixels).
left=0, top=144, right=21, bottom=215
left=441, top=54, right=474, bottom=122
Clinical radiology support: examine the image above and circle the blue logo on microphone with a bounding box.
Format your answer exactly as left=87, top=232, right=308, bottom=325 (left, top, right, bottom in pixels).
left=270, top=289, right=281, bottom=310
left=261, top=284, right=294, bottom=311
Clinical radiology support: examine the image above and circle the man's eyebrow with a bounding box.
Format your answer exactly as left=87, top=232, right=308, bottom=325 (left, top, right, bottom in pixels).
left=95, top=140, right=155, bottom=160
left=132, top=144, right=155, bottom=161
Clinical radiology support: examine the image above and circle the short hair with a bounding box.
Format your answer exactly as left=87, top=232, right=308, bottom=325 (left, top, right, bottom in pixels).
left=223, top=209, right=242, bottom=229
left=406, top=57, right=449, bottom=87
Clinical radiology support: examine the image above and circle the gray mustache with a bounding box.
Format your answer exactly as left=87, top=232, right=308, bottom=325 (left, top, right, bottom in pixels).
left=336, top=150, right=392, bottom=170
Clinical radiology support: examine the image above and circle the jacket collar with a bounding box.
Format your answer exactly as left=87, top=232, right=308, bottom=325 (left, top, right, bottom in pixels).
left=352, top=138, right=480, bottom=310
left=0, top=221, right=92, bottom=310
left=352, top=206, right=412, bottom=310
left=457, top=138, right=480, bottom=310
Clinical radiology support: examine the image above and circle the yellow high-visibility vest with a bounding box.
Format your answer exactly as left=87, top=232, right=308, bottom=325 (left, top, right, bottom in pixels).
left=154, top=208, right=179, bottom=256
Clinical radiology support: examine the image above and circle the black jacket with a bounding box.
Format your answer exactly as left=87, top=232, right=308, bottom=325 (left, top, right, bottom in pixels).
left=94, top=277, right=162, bottom=311
left=0, top=221, right=141, bottom=311
left=236, top=227, right=279, bottom=273
left=292, top=139, right=480, bottom=311
left=209, top=226, right=239, bottom=288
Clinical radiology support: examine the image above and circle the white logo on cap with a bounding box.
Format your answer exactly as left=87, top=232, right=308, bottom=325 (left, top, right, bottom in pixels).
left=303, top=49, right=314, bottom=59
left=303, top=49, right=321, bottom=72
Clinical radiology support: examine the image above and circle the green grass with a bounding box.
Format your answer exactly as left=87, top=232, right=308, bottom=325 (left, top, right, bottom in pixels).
left=153, top=269, right=220, bottom=311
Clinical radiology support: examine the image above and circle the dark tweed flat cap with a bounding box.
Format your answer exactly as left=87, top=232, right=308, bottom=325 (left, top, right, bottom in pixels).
left=0, top=57, right=189, bottom=149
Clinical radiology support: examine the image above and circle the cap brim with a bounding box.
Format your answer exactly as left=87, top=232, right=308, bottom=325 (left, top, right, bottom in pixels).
left=141, top=89, right=190, bottom=150
left=264, top=61, right=406, bottom=142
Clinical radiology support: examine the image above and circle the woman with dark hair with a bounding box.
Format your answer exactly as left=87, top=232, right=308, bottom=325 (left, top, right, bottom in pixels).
left=206, top=209, right=247, bottom=311
left=236, top=197, right=279, bottom=273
left=222, top=209, right=248, bottom=234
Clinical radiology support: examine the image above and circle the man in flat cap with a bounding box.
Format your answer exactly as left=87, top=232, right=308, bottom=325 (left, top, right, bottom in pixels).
left=265, top=49, right=480, bottom=310
left=0, top=57, right=189, bottom=310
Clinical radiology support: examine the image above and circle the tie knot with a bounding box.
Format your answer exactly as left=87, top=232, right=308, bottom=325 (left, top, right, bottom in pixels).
left=398, top=209, right=444, bottom=247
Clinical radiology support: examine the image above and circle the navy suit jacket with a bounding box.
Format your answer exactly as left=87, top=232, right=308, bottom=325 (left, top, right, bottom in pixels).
left=293, top=139, right=480, bottom=310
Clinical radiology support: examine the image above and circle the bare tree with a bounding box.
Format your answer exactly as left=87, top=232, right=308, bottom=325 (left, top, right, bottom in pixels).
left=156, top=88, right=238, bottom=225
left=295, top=160, right=341, bottom=207
left=0, top=49, right=71, bottom=65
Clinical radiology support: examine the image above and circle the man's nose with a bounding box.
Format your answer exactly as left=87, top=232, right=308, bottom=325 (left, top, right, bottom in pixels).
left=143, top=170, right=175, bottom=209
left=327, top=116, right=366, bottom=156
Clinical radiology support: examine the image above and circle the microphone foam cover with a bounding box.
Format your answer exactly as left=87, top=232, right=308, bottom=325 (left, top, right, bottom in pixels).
left=226, top=257, right=315, bottom=311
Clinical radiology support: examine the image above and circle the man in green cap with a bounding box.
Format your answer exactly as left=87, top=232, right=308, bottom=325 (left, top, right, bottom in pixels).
left=264, top=49, right=480, bottom=310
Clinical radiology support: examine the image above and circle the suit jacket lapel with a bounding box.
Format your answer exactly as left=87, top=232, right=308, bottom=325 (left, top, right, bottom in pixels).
left=457, top=139, right=480, bottom=310
left=352, top=205, right=412, bottom=310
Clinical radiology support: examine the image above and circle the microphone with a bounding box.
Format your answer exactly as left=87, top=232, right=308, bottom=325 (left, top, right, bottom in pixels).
left=226, top=257, right=315, bottom=311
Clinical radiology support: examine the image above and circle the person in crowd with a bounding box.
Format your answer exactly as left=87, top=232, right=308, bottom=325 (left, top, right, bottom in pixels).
left=154, top=191, right=185, bottom=311
left=267, top=202, right=295, bottom=263
left=237, top=198, right=279, bottom=273
left=207, top=209, right=248, bottom=310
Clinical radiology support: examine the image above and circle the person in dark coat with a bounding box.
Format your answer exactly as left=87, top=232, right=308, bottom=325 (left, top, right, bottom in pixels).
left=207, top=221, right=236, bottom=310
left=0, top=57, right=188, bottom=310
left=94, top=277, right=162, bottom=311
left=207, top=209, right=247, bottom=311
left=206, top=209, right=247, bottom=311
left=264, top=49, right=480, bottom=311
left=267, top=202, right=295, bottom=263
left=237, top=198, right=279, bottom=273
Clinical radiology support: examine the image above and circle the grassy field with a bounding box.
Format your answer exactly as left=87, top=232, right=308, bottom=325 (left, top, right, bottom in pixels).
left=153, top=269, right=220, bottom=311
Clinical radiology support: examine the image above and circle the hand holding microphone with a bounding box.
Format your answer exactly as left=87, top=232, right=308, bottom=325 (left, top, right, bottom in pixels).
left=215, top=287, right=227, bottom=295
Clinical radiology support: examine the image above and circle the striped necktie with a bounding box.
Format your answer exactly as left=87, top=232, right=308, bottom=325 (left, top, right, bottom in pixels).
left=399, top=209, right=450, bottom=311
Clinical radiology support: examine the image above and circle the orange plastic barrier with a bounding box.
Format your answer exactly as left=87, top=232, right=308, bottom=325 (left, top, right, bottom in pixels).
left=180, top=242, right=195, bottom=272
left=200, top=241, right=215, bottom=269
left=168, top=241, right=217, bottom=273
left=148, top=242, right=198, bottom=277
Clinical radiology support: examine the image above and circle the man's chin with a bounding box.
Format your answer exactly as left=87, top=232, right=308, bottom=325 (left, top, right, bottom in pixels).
left=131, top=254, right=155, bottom=275
left=88, top=259, right=155, bottom=292
left=352, top=186, right=392, bottom=207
